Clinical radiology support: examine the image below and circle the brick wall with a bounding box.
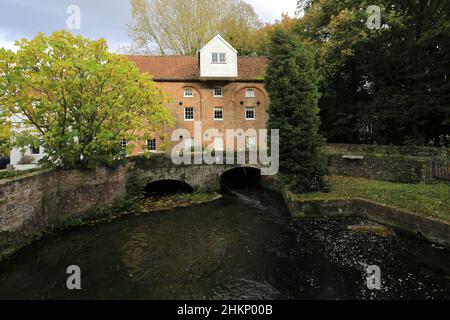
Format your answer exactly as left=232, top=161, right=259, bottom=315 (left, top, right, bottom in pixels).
left=327, top=154, right=433, bottom=183
left=0, top=167, right=127, bottom=260
left=323, top=143, right=439, bottom=157
left=323, top=143, right=438, bottom=183
left=130, top=81, right=269, bottom=155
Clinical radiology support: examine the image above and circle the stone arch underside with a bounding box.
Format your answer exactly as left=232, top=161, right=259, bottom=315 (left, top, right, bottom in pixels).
left=126, top=159, right=267, bottom=195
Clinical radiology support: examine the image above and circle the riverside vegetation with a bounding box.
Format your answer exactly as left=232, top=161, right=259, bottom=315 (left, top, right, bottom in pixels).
left=294, top=176, right=450, bottom=223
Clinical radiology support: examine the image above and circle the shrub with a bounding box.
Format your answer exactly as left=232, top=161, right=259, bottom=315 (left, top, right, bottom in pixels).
left=18, top=155, right=35, bottom=165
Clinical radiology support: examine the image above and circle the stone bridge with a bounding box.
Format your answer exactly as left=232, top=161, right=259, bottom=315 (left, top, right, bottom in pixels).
left=125, top=155, right=270, bottom=194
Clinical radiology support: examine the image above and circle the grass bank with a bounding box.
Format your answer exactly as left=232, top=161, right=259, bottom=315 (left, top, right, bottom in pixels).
left=293, top=176, right=450, bottom=223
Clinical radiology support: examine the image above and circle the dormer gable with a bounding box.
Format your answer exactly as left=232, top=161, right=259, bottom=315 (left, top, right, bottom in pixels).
left=199, top=34, right=238, bottom=80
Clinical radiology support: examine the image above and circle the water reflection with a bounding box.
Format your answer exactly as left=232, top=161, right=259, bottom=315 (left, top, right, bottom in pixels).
left=0, top=187, right=449, bottom=300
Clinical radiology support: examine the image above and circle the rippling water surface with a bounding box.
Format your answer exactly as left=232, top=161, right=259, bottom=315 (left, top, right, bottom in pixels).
left=0, top=188, right=449, bottom=299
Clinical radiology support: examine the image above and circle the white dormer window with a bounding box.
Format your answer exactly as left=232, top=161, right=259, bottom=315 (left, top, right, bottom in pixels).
left=212, top=53, right=226, bottom=64
left=213, top=86, right=223, bottom=97
left=245, top=89, right=255, bottom=98
left=200, top=35, right=238, bottom=79
left=184, top=88, right=193, bottom=97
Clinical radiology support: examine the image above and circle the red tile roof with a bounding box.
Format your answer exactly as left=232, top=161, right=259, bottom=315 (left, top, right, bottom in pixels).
left=237, top=56, right=268, bottom=81
left=126, top=55, right=267, bottom=81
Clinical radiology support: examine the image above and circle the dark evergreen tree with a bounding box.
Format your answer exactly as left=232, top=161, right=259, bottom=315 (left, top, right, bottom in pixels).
left=296, top=0, right=450, bottom=145
left=265, top=29, right=328, bottom=193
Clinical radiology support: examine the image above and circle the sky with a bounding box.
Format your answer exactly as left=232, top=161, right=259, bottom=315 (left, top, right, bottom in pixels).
left=0, top=0, right=298, bottom=52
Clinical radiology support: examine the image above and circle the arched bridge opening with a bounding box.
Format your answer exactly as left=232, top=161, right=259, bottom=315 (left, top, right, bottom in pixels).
left=220, top=167, right=262, bottom=191
left=144, top=179, right=194, bottom=197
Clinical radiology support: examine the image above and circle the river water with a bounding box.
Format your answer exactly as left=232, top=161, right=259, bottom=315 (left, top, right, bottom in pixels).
left=0, top=188, right=449, bottom=300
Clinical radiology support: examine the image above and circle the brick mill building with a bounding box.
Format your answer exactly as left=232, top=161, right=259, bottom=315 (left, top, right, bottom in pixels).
left=9, top=35, right=269, bottom=167
left=126, top=34, right=269, bottom=155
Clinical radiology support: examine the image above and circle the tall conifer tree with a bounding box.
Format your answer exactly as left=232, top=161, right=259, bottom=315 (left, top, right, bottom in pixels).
left=265, top=29, right=328, bottom=193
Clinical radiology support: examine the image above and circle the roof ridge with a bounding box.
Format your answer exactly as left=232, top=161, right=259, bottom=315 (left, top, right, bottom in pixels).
left=126, top=55, right=267, bottom=58
left=238, top=55, right=268, bottom=58
left=126, top=55, right=267, bottom=81
left=125, top=55, right=197, bottom=58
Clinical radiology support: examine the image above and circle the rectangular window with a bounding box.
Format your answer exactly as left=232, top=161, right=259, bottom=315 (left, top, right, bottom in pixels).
left=30, top=145, right=40, bottom=155
left=213, top=86, right=223, bottom=97
left=246, top=136, right=257, bottom=150
left=212, top=53, right=226, bottom=64
left=213, top=107, right=223, bottom=120
left=184, top=88, right=193, bottom=97
left=245, top=107, right=255, bottom=120
left=184, top=107, right=194, bottom=121
left=147, top=139, right=156, bottom=152
left=120, top=139, right=128, bottom=149
left=212, top=53, right=218, bottom=63
left=214, top=137, right=224, bottom=151
left=184, top=138, right=194, bottom=151
left=245, top=88, right=255, bottom=98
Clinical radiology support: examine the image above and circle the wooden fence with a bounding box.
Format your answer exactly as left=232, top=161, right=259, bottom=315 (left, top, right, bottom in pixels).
left=432, top=161, right=450, bottom=181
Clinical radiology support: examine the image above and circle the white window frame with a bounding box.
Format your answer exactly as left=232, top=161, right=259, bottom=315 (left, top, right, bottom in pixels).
left=245, top=107, right=256, bottom=120
left=120, top=138, right=128, bottom=149
left=213, top=107, right=224, bottom=121
left=184, top=138, right=194, bottom=151
left=245, top=88, right=255, bottom=98
left=184, top=107, right=195, bottom=121
left=213, top=86, right=223, bottom=97
left=147, top=139, right=157, bottom=152
left=214, top=137, right=224, bottom=151
left=245, top=136, right=257, bottom=150
left=212, top=53, right=226, bottom=64
left=184, top=88, right=194, bottom=98
left=212, top=53, right=218, bottom=64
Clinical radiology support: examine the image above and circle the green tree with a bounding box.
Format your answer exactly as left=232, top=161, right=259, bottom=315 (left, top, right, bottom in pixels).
left=254, top=14, right=297, bottom=56
left=265, top=29, right=328, bottom=193
left=296, top=0, right=450, bottom=145
left=0, top=31, right=174, bottom=169
left=0, top=116, right=11, bottom=156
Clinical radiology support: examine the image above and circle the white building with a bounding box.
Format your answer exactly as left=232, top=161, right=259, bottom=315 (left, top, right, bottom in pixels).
left=199, top=34, right=238, bottom=80
left=9, top=114, right=45, bottom=170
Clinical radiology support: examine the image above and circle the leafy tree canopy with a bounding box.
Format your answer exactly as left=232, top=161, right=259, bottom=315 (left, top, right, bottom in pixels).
left=0, top=30, right=174, bottom=169
left=254, top=14, right=297, bottom=56
left=0, top=114, right=11, bottom=156
left=295, top=0, right=450, bottom=145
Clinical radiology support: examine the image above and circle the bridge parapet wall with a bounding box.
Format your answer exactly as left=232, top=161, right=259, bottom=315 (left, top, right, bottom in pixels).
left=125, top=155, right=266, bottom=194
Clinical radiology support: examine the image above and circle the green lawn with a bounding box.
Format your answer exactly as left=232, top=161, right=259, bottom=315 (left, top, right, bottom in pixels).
left=293, top=176, right=450, bottom=223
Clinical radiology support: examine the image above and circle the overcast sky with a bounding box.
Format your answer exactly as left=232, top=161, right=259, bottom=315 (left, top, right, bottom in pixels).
left=0, top=0, right=297, bottom=52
